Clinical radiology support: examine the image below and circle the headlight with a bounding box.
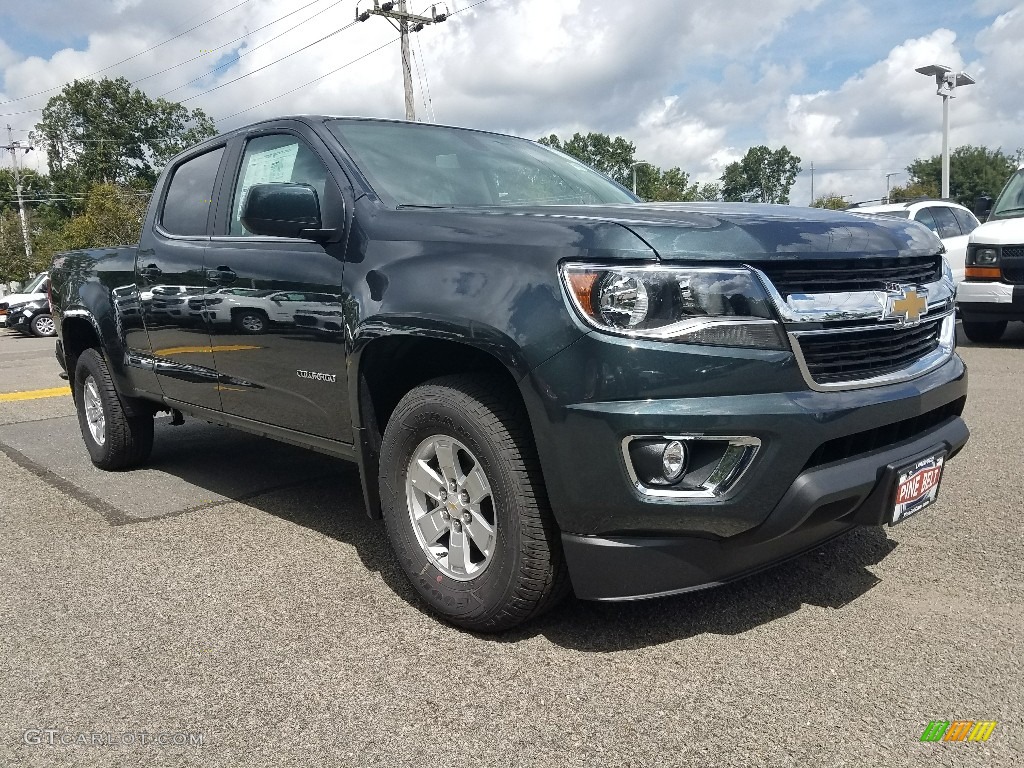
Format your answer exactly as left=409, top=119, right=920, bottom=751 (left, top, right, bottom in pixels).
left=973, top=247, right=999, bottom=265
left=561, top=263, right=788, bottom=349
left=941, top=254, right=954, bottom=284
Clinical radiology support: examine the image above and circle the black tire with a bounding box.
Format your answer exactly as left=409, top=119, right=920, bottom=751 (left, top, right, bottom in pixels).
left=961, top=319, right=1006, bottom=343
left=379, top=375, right=568, bottom=632
left=233, top=308, right=267, bottom=334
left=30, top=313, right=56, bottom=337
left=74, top=348, right=154, bottom=470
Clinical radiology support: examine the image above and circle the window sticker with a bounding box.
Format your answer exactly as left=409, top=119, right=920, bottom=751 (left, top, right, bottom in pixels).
left=237, top=143, right=300, bottom=219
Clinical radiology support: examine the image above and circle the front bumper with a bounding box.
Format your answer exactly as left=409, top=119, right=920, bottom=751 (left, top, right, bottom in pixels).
left=523, top=332, right=969, bottom=600
left=563, top=415, right=968, bottom=600
left=957, top=281, right=1024, bottom=321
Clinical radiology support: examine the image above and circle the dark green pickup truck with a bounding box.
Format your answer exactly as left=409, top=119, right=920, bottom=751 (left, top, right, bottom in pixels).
left=48, top=116, right=969, bottom=631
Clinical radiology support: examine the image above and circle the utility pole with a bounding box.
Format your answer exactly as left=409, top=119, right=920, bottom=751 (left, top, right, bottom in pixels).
left=809, top=161, right=814, bottom=204
left=885, top=172, right=900, bottom=204
left=356, top=1, right=448, bottom=121
left=3, top=125, right=34, bottom=263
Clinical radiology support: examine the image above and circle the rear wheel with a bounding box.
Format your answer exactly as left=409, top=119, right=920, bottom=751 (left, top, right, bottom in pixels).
left=379, top=375, right=568, bottom=632
left=961, top=319, right=1006, bottom=343
left=30, top=313, right=56, bottom=337
left=74, top=348, right=154, bottom=470
left=233, top=309, right=267, bottom=334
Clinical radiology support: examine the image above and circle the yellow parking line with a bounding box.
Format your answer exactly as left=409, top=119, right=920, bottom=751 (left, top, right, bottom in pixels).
left=0, top=386, right=72, bottom=402
left=154, top=344, right=261, bottom=356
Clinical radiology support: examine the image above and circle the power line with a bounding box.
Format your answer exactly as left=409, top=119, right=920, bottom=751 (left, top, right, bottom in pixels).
left=220, top=0, right=490, bottom=123
left=157, top=0, right=351, bottom=99
left=133, top=0, right=331, bottom=86
left=218, top=37, right=402, bottom=121
left=0, top=0, right=349, bottom=119
left=0, top=0, right=258, bottom=108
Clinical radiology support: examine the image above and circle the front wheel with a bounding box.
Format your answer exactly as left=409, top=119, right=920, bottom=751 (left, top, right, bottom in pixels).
left=379, top=375, right=568, bottom=632
left=30, top=313, right=56, bottom=337
left=74, top=348, right=154, bottom=470
left=961, top=319, right=1006, bottom=343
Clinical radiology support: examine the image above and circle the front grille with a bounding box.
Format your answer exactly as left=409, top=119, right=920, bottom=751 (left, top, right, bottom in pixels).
left=796, top=318, right=942, bottom=384
left=804, top=397, right=966, bottom=470
left=1001, top=245, right=1024, bottom=284
left=756, top=255, right=942, bottom=296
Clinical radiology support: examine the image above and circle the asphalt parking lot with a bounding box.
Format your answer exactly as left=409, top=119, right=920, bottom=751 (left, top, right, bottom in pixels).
left=1, top=326, right=1021, bottom=767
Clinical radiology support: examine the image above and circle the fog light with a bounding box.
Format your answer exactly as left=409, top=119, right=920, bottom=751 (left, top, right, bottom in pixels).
left=662, top=440, right=687, bottom=482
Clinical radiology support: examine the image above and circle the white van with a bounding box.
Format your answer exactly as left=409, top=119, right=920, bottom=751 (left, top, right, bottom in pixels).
left=957, top=168, right=1024, bottom=342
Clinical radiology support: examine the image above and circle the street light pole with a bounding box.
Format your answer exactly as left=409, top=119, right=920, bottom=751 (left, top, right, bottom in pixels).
left=915, top=64, right=975, bottom=200
left=885, top=172, right=900, bottom=204
left=630, top=161, right=651, bottom=196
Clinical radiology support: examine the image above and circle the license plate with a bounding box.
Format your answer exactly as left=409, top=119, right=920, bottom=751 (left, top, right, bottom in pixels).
left=891, top=454, right=945, bottom=525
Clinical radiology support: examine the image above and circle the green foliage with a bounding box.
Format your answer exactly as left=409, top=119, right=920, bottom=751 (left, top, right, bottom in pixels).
left=887, top=180, right=939, bottom=203
left=538, top=132, right=637, bottom=187
left=811, top=193, right=848, bottom=210
left=60, top=183, right=151, bottom=250
left=720, top=145, right=802, bottom=204
left=0, top=169, right=51, bottom=212
left=539, top=133, right=719, bottom=201
left=904, top=145, right=1017, bottom=206
left=35, top=76, right=216, bottom=203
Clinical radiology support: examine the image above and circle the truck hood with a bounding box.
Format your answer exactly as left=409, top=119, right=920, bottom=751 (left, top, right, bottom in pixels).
left=969, top=216, right=1024, bottom=246
left=464, top=202, right=941, bottom=261
left=0, top=290, right=46, bottom=308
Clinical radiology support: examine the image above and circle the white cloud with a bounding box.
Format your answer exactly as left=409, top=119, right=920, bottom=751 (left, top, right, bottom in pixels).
left=0, top=0, right=1020, bottom=205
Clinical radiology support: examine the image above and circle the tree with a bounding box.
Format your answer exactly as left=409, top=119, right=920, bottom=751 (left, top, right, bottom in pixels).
left=0, top=168, right=51, bottom=212
left=538, top=132, right=637, bottom=187
left=35, top=77, right=216, bottom=200
left=887, top=179, right=939, bottom=203
left=811, top=193, right=848, bottom=210
left=59, top=183, right=151, bottom=250
left=538, top=133, right=718, bottom=201
left=903, top=145, right=1016, bottom=206
left=720, top=145, right=802, bottom=204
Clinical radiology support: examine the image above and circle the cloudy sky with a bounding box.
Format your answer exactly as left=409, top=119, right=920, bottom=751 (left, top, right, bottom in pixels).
left=1, top=0, right=1021, bottom=205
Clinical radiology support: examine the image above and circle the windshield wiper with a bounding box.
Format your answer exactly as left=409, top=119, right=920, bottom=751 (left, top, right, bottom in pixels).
left=396, top=204, right=454, bottom=209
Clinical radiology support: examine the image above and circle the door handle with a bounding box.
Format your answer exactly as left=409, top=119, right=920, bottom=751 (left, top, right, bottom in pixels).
left=138, top=264, right=163, bottom=283
left=206, top=266, right=237, bottom=285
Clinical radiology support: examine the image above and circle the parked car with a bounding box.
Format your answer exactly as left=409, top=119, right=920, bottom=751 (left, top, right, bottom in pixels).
left=48, top=116, right=968, bottom=631
left=0, top=272, right=49, bottom=327
left=5, top=299, right=56, bottom=337
left=849, top=201, right=980, bottom=285
left=957, top=166, right=1024, bottom=342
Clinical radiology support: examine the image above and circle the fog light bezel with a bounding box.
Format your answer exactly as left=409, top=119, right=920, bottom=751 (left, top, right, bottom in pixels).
left=622, top=434, right=761, bottom=499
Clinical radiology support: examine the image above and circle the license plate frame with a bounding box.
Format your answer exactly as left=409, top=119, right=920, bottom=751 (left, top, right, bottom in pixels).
left=890, top=452, right=946, bottom=525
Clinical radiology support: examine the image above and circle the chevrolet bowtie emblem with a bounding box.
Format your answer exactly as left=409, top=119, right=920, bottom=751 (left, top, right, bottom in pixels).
left=883, top=286, right=928, bottom=327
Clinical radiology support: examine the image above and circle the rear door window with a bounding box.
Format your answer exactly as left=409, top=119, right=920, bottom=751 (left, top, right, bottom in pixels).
left=160, top=147, right=225, bottom=236
left=912, top=207, right=938, bottom=234
left=951, top=207, right=979, bottom=235
left=927, top=206, right=962, bottom=238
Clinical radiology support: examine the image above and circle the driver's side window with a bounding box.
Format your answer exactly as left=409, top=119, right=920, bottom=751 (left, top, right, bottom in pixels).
left=230, top=134, right=329, bottom=237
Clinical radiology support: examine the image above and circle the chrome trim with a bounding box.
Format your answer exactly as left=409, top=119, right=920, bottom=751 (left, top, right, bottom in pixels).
left=749, top=267, right=955, bottom=324
left=789, top=311, right=956, bottom=392
left=621, top=435, right=761, bottom=500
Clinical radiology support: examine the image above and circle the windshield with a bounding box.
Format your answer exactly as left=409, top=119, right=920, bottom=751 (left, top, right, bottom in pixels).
left=23, top=272, right=48, bottom=294
left=991, top=169, right=1024, bottom=220
left=326, top=120, right=637, bottom=208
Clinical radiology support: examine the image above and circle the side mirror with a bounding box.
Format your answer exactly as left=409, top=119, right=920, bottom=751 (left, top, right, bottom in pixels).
left=974, top=195, right=993, bottom=220
left=240, top=183, right=323, bottom=239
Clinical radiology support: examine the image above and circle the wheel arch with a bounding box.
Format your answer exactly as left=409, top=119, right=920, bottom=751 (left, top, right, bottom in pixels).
left=351, top=323, right=535, bottom=519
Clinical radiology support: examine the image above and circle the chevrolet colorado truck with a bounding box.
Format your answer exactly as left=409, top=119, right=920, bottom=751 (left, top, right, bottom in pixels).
left=48, top=117, right=969, bottom=631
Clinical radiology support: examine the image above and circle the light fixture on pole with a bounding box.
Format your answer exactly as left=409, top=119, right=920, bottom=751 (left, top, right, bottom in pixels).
left=915, top=64, right=975, bottom=200
left=885, top=172, right=901, bottom=204
left=630, top=161, right=651, bottom=196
